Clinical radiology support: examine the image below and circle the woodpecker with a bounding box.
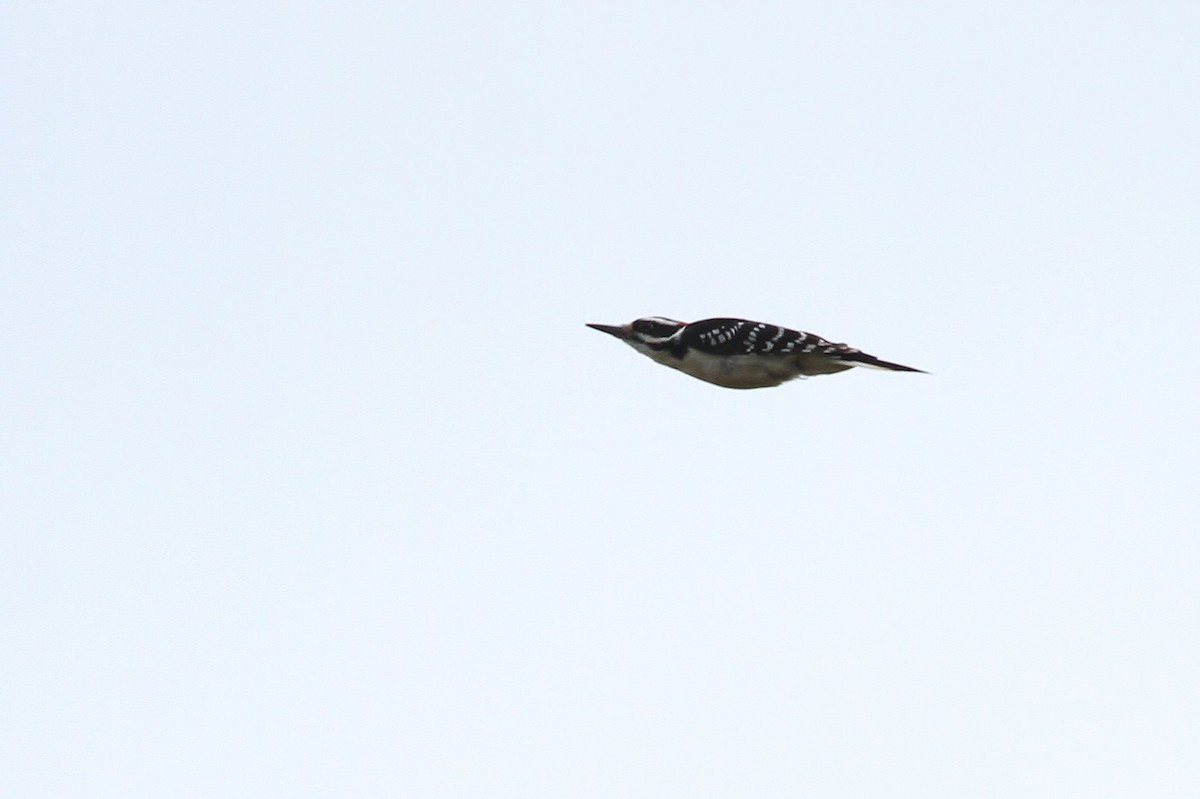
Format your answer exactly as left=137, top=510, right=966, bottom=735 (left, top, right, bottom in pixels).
left=586, top=316, right=924, bottom=389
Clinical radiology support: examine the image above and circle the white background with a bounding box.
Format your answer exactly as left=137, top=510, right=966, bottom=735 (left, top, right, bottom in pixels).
left=4, top=2, right=1198, bottom=796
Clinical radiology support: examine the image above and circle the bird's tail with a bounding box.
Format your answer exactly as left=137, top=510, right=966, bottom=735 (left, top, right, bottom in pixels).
left=844, top=353, right=926, bottom=373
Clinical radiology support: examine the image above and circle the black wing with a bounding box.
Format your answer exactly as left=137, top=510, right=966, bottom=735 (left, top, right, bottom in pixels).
left=681, top=318, right=847, bottom=357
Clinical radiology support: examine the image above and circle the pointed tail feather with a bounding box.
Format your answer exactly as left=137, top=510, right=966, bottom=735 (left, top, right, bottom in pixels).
left=846, top=353, right=926, bottom=373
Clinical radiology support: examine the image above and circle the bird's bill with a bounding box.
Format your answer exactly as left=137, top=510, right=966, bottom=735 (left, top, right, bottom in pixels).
left=585, top=322, right=629, bottom=339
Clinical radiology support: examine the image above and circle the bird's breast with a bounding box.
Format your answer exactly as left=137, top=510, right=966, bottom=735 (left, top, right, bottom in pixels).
left=667, top=350, right=794, bottom=389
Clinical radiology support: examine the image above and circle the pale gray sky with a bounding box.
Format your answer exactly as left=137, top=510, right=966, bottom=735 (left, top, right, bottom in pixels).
left=4, top=2, right=1199, bottom=797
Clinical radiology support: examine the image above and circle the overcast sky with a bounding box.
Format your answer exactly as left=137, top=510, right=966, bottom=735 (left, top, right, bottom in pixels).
left=4, top=2, right=1199, bottom=797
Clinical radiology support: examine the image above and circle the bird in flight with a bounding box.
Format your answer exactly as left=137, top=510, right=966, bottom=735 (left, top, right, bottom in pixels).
left=587, top=316, right=924, bottom=389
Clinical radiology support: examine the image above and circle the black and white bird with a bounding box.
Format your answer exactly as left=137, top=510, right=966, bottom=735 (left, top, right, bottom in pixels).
left=586, top=316, right=924, bottom=389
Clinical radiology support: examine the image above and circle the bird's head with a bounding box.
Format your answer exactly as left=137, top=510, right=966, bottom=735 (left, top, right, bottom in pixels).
left=586, top=317, right=686, bottom=351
